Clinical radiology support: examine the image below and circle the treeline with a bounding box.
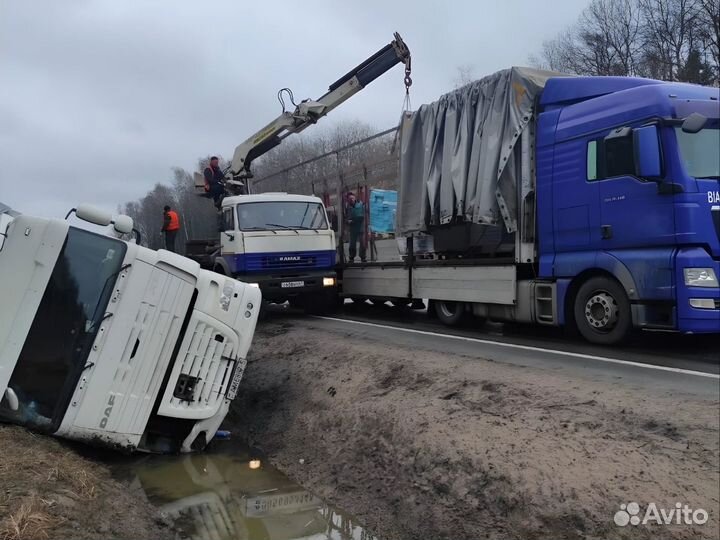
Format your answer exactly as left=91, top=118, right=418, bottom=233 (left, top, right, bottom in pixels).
left=530, top=0, right=719, bottom=83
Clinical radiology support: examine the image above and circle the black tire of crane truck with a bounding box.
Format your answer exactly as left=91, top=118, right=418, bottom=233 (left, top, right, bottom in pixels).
left=572, top=276, right=632, bottom=345
left=434, top=300, right=467, bottom=326
left=303, top=289, right=340, bottom=315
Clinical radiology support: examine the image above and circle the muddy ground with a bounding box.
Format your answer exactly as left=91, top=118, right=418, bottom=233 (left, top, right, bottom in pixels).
left=0, top=426, right=172, bottom=540
left=229, top=319, right=720, bottom=540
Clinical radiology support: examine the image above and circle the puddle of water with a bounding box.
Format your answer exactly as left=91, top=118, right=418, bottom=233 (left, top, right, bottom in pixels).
left=124, top=450, right=380, bottom=540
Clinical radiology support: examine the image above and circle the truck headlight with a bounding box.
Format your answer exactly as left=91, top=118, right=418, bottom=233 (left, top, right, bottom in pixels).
left=323, top=277, right=336, bottom=287
left=247, top=282, right=260, bottom=288
left=683, top=268, right=718, bottom=288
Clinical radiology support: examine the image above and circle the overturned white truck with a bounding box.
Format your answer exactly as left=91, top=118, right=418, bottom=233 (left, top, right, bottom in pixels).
left=0, top=202, right=261, bottom=452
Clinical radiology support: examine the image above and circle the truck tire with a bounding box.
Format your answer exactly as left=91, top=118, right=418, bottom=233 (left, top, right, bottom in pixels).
left=434, top=300, right=466, bottom=326
left=573, top=276, right=632, bottom=345
left=305, top=289, right=339, bottom=315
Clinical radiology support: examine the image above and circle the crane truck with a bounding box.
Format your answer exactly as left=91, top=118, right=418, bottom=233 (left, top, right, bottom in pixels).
left=0, top=202, right=261, bottom=452
left=188, top=33, right=411, bottom=311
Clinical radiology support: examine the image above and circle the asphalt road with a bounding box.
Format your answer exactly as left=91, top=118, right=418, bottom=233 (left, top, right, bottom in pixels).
left=265, top=301, right=720, bottom=399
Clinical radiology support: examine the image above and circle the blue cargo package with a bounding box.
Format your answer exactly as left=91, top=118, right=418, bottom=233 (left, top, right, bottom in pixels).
left=369, top=189, right=397, bottom=234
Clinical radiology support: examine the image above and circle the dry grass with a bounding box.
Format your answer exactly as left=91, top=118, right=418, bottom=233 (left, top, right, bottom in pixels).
left=46, top=465, right=97, bottom=500
left=0, top=425, right=173, bottom=540
left=0, top=496, right=55, bottom=540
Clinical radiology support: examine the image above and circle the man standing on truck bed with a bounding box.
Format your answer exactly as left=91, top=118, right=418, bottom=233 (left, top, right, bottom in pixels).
left=346, top=192, right=366, bottom=263
left=204, top=156, right=225, bottom=209
left=162, top=205, right=180, bottom=253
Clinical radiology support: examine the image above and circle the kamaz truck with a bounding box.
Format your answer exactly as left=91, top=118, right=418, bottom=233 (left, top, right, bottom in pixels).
left=0, top=203, right=261, bottom=452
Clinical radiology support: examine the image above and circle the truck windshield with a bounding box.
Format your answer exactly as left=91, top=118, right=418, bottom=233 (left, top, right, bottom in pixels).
left=0, top=227, right=126, bottom=432
left=675, top=126, right=720, bottom=179
left=237, top=202, right=328, bottom=231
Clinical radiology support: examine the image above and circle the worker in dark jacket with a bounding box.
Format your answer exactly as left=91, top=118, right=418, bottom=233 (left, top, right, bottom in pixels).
left=162, top=205, right=181, bottom=253
left=204, top=156, right=225, bottom=209
left=346, top=192, right=366, bottom=262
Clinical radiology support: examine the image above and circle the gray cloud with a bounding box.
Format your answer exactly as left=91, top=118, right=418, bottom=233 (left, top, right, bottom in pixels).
left=0, top=0, right=588, bottom=218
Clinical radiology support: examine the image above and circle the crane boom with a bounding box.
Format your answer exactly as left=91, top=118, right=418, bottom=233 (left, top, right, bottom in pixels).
left=214, top=32, right=410, bottom=195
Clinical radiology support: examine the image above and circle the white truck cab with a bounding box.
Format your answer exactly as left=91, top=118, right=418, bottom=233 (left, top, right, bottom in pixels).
left=0, top=204, right=261, bottom=453
left=213, top=193, right=338, bottom=310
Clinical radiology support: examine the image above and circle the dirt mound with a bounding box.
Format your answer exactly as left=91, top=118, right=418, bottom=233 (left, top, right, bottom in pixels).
left=229, top=320, right=720, bottom=540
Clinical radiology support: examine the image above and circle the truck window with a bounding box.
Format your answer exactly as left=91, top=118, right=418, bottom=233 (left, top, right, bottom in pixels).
left=675, top=126, right=720, bottom=179
left=587, top=141, right=598, bottom=180
left=0, top=227, right=126, bottom=432
left=586, top=134, right=636, bottom=181
left=237, top=202, right=328, bottom=231
left=222, top=207, right=235, bottom=231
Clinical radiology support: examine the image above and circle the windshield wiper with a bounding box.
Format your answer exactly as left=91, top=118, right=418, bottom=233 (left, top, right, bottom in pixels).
left=266, top=223, right=300, bottom=235
left=243, top=226, right=276, bottom=234
left=695, top=176, right=720, bottom=179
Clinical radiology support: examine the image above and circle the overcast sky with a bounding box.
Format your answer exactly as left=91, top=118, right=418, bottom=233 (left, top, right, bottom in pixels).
left=0, top=0, right=590, bottom=218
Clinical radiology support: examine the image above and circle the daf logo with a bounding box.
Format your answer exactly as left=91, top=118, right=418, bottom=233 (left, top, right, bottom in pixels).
left=99, top=395, right=115, bottom=428
left=279, top=256, right=301, bottom=261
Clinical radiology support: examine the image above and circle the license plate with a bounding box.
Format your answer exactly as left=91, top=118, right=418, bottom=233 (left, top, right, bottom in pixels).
left=281, top=280, right=304, bottom=288
left=226, top=361, right=245, bottom=400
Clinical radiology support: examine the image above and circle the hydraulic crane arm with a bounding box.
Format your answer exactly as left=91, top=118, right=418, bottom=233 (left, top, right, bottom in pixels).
left=224, top=32, right=411, bottom=193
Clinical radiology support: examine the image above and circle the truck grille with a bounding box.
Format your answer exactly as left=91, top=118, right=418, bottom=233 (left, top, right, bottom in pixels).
left=244, top=250, right=335, bottom=271
left=712, top=206, right=719, bottom=242
left=157, top=312, right=240, bottom=419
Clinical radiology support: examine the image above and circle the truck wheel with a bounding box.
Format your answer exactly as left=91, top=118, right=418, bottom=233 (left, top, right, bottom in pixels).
left=305, top=290, right=339, bottom=315
left=434, top=300, right=466, bottom=326
left=573, top=277, right=632, bottom=345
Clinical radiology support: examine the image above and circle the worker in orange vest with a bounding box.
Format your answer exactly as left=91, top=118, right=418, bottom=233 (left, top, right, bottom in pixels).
left=162, top=205, right=181, bottom=253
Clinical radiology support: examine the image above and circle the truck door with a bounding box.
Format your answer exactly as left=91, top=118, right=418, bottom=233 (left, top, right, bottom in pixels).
left=220, top=206, right=244, bottom=274
left=552, top=137, right=602, bottom=254
left=594, top=127, right=675, bottom=250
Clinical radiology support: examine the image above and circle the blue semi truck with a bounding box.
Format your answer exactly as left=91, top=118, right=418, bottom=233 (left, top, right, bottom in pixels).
left=340, top=68, right=720, bottom=345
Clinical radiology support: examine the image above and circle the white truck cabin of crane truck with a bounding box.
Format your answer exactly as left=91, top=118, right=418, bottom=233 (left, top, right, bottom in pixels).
left=0, top=203, right=261, bottom=453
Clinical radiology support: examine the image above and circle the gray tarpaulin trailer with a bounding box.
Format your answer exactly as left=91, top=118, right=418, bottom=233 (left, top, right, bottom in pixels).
left=341, top=67, right=561, bottom=326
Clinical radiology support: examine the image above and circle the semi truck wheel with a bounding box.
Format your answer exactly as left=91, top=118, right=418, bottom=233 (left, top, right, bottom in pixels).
left=573, top=276, right=632, bottom=345
left=434, top=300, right=466, bottom=326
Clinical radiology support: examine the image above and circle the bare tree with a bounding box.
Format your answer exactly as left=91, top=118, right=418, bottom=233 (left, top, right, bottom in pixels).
left=697, top=0, right=720, bottom=77
left=637, top=0, right=702, bottom=79
left=530, top=0, right=718, bottom=82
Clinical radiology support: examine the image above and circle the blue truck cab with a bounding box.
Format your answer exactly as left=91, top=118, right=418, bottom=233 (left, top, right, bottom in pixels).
left=536, top=76, right=719, bottom=342
left=212, top=193, right=338, bottom=310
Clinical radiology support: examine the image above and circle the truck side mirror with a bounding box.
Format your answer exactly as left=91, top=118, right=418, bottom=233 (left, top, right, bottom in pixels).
left=72, top=204, right=113, bottom=226
left=3, top=388, right=19, bottom=411
left=633, top=125, right=662, bottom=178
left=681, top=112, right=707, bottom=134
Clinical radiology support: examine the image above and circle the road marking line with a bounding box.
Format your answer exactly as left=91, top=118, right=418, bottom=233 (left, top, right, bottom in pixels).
left=314, top=316, right=720, bottom=380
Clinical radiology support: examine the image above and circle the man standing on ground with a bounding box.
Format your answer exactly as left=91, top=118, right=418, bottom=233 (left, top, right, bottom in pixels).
left=162, top=205, right=181, bottom=253
left=204, top=156, right=225, bottom=209
left=346, top=192, right=366, bottom=262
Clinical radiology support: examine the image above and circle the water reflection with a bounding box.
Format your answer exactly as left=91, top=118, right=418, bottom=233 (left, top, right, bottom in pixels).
left=130, top=452, right=378, bottom=540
